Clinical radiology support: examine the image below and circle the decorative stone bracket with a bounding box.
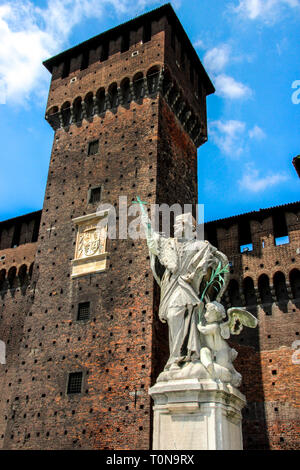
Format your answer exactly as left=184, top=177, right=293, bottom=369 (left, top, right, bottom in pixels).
left=45, top=69, right=207, bottom=148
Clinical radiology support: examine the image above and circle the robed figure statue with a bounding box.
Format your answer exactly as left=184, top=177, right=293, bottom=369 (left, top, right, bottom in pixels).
left=137, top=197, right=257, bottom=386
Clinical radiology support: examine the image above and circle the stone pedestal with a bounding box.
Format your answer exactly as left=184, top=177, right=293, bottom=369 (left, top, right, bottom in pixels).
left=149, top=379, right=246, bottom=450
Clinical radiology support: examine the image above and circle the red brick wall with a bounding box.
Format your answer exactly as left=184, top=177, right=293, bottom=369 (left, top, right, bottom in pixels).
left=209, top=206, right=300, bottom=449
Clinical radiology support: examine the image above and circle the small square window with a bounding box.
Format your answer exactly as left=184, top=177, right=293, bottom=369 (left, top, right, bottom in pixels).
left=77, top=302, right=90, bottom=321
left=88, top=140, right=99, bottom=156
left=67, top=372, right=83, bottom=394
left=88, top=186, right=101, bottom=204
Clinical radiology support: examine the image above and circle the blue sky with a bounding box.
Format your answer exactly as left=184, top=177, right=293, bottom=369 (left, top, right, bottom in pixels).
left=0, top=0, right=299, bottom=223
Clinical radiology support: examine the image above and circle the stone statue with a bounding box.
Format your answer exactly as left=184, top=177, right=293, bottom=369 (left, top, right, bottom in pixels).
left=137, top=197, right=258, bottom=387
left=197, top=301, right=257, bottom=386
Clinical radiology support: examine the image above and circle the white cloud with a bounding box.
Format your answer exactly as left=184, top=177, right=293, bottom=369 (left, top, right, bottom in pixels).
left=0, top=0, right=161, bottom=106
left=233, top=0, right=300, bottom=22
left=248, top=125, right=266, bottom=139
left=203, top=45, right=231, bottom=73
left=193, top=39, right=206, bottom=50
left=202, top=44, right=252, bottom=100
left=209, top=119, right=246, bottom=157
left=238, top=164, right=289, bottom=192
left=214, top=74, right=252, bottom=99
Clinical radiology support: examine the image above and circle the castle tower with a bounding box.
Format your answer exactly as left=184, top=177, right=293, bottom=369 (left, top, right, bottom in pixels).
left=1, top=4, right=214, bottom=449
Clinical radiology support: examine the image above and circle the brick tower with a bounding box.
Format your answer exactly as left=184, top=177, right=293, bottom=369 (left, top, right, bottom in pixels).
left=0, top=4, right=214, bottom=449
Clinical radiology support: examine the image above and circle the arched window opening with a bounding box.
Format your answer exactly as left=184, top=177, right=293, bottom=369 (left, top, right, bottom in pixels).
left=228, top=279, right=242, bottom=306
left=290, top=269, right=300, bottom=299
left=0, top=269, right=6, bottom=291
left=273, top=272, right=289, bottom=302
left=96, top=88, right=106, bottom=114
left=47, top=106, right=60, bottom=130
left=18, top=264, right=28, bottom=286
left=133, top=72, right=144, bottom=100
left=73, top=97, right=82, bottom=123
left=120, top=78, right=131, bottom=105
left=243, top=277, right=257, bottom=306
left=258, top=274, right=273, bottom=304
left=84, top=93, right=94, bottom=119
left=61, top=101, right=71, bottom=127
left=147, top=66, right=160, bottom=95
left=108, top=83, right=118, bottom=109
left=8, top=266, right=17, bottom=289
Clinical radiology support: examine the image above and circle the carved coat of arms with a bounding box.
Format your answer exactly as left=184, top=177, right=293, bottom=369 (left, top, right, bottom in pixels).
left=77, top=225, right=104, bottom=259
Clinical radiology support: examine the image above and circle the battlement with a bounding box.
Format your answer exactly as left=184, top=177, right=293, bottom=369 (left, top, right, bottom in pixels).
left=43, top=4, right=213, bottom=148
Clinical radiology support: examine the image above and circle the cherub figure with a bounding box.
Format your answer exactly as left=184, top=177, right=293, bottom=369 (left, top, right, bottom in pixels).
left=197, top=301, right=258, bottom=387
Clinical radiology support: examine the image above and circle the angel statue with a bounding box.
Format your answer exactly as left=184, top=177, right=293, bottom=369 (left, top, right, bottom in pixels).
left=136, top=196, right=258, bottom=386
left=197, top=302, right=257, bottom=387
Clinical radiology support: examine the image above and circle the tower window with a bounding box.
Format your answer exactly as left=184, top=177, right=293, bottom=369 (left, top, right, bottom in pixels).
left=121, top=32, right=130, bottom=53
left=88, top=186, right=101, bottom=205
left=77, top=302, right=90, bottom=321
left=67, top=372, right=83, bottom=394
left=143, top=23, right=152, bottom=44
left=80, top=50, right=89, bottom=71
left=61, top=59, right=70, bottom=79
left=239, top=218, right=253, bottom=253
left=88, top=140, right=99, bottom=156
left=273, top=211, right=289, bottom=246
left=100, top=43, right=108, bottom=62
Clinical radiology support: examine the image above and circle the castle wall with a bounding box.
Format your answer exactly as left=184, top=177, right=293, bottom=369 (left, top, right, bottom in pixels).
left=0, top=212, right=39, bottom=445
left=205, top=204, right=300, bottom=449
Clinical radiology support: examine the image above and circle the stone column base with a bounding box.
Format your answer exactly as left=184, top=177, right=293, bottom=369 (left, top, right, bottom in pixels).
left=149, top=379, right=246, bottom=450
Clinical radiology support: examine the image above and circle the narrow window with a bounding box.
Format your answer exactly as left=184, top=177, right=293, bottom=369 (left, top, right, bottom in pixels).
left=67, top=372, right=83, bottom=394
left=88, top=139, right=99, bottom=156
left=239, top=219, right=253, bottom=253
left=121, top=32, right=130, bottom=53
left=88, top=186, right=101, bottom=205
left=80, top=50, right=89, bottom=71
left=61, top=59, right=70, bottom=79
left=143, top=23, right=151, bottom=44
left=11, top=223, right=21, bottom=248
left=77, top=302, right=90, bottom=321
left=100, top=43, right=108, bottom=62
left=273, top=212, right=289, bottom=246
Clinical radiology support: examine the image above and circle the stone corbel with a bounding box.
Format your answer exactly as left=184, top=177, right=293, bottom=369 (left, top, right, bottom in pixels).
left=117, top=87, right=123, bottom=106
left=93, top=95, right=99, bottom=115
left=81, top=101, right=87, bottom=120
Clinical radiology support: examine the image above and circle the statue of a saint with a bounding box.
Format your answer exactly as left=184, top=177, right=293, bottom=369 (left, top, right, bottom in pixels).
left=137, top=197, right=257, bottom=386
